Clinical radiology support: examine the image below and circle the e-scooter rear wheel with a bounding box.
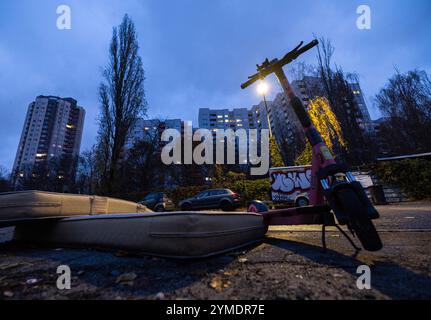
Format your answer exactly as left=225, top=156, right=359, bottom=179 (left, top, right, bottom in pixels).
left=336, top=188, right=383, bottom=251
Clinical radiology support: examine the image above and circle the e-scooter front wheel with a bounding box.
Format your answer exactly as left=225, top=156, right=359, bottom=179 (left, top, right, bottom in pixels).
left=336, top=188, right=383, bottom=251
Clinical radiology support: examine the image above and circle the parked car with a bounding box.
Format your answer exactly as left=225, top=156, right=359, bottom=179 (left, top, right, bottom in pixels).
left=179, top=189, right=241, bottom=211
left=139, top=192, right=175, bottom=212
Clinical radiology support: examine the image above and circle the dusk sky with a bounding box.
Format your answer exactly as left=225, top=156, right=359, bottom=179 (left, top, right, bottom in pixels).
left=0, top=0, right=430, bottom=170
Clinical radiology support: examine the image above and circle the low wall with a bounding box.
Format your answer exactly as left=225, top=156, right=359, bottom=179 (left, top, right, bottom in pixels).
left=370, top=176, right=412, bottom=203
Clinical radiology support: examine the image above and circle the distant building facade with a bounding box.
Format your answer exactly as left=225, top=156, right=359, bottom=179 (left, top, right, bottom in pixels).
left=12, top=95, right=85, bottom=184
left=198, top=99, right=305, bottom=166
left=198, top=106, right=270, bottom=168
left=126, top=118, right=183, bottom=149
left=266, top=93, right=306, bottom=164
left=198, top=107, right=269, bottom=131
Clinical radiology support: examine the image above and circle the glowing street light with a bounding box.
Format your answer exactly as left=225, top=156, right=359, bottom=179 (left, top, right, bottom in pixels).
left=256, top=81, right=272, bottom=137
left=256, top=81, right=270, bottom=96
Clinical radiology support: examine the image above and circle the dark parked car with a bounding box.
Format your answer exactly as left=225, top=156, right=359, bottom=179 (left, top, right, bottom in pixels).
left=179, top=189, right=241, bottom=211
left=139, top=192, right=175, bottom=212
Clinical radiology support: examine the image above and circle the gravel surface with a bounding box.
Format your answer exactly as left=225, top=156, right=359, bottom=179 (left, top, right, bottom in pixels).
left=0, top=201, right=430, bottom=300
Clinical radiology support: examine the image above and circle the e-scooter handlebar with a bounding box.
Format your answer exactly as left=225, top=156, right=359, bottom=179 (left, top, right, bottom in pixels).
left=240, top=39, right=319, bottom=89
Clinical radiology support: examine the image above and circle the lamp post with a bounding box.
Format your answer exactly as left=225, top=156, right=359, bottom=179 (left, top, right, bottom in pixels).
left=257, top=81, right=273, bottom=138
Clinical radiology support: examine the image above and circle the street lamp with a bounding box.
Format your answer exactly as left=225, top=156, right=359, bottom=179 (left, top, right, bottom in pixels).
left=256, top=81, right=272, bottom=137
left=257, top=81, right=269, bottom=96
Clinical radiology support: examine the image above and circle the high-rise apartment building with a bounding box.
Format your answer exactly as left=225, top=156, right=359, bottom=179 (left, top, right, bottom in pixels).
left=291, top=76, right=373, bottom=131
left=12, top=95, right=85, bottom=182
left=350, top=83, right=371, bottom=125
left=266, top=93, right=306, bottom=164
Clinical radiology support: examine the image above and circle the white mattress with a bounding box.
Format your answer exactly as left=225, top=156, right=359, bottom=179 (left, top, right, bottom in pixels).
left=13, top=212, right=267, bottom=258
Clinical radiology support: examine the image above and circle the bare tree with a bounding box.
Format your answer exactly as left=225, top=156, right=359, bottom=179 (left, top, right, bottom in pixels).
left=315, top=37, right=374, bottom=164
left=76, top=147, right=99, bottom=194
left=287, top=61, right=317, bottom=81
left=375, top=69, right=431, bottom=154
left=97, top=14, right=147, bottom=194
left=316, top=37, right=335, bottom=99
left=115, top=122, right=163, bottom=195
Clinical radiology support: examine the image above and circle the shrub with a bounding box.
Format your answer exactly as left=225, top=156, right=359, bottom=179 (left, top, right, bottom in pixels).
left=217, top=179, right=271, bottom=204
left=117, top=178, right=272, bottom=208
left=375, top=158, right=431, bottom=199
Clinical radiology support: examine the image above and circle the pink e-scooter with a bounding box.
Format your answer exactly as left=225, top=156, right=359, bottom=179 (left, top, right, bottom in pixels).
left=242, top=40, right=382, bottom=252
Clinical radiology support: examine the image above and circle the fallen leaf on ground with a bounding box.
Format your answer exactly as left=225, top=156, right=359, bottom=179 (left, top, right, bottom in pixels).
left=115, top=250, right=130, bottom=257
left=3, top=291, right=14, bottom=298
left=238, top=257, right=248, bottom=263
left=227, top=251, right=246, bottom=257
left=26, top=278, right=38, bottom=285
left=116, top=272, right=137, bottom=286
left=209, top=276, right=223, bottom=292
left=155, top=292, right=165, bottom=300
left=209, top=276, right=232, bottom=291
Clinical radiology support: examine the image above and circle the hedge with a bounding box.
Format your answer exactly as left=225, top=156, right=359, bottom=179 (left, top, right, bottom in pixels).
left=375, top=158, right=431, bottom=199
left=165, top=179, right=271, bottom=207
left=220, top=179, right=271, bottom=204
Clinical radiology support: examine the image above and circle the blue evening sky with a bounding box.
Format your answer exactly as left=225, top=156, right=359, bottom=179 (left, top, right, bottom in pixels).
left=0, top=0, right=430, bottom=170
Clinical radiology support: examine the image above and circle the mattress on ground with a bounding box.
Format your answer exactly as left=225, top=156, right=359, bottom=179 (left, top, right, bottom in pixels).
left=0, top=191, right=150, bottom=227
left=13, top=212, right=267, bottom=258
